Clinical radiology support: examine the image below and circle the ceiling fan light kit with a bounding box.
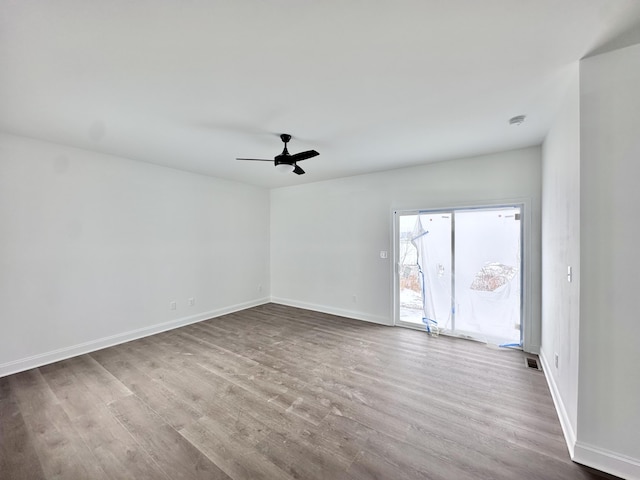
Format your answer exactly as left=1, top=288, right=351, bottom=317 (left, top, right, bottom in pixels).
left=236, top=133, right=319, bottom=176
left=275, top=163, right=294, bottom=173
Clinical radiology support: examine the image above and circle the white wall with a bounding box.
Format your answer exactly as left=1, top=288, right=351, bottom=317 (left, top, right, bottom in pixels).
left=576, top=43, right=640, bottom=478
left=271, top=147, right=542, bottom=352
left=0, top=133, right=270, bottom=376
left=540, top=62, right=581, bottom=453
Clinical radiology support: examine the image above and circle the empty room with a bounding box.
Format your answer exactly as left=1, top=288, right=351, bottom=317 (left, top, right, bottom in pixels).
left=1, top=1, right=639, bottom=479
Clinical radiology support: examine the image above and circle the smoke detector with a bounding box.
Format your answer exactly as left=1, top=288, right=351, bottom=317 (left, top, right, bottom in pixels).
left=509, top=115, right=526, bottom=126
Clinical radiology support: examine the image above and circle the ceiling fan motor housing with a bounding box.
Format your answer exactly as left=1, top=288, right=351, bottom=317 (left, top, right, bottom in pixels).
left=275, top=155, right=294, bottom=166
left=275, top=134, right=293, bottom=164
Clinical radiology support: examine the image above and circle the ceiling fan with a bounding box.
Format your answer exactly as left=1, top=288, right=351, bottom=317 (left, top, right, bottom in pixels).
left=236, top=134, right=319, bottom=175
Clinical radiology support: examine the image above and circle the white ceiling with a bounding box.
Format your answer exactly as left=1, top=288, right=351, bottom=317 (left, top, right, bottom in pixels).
left=2, top=1, right=640, bottom=188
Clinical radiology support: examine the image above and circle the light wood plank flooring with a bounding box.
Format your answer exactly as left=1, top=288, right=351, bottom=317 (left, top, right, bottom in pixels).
left=1, top=304, right=614, bottom=479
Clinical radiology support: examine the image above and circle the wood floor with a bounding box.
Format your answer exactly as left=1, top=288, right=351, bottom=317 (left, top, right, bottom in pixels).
left=1, top=303, right=611, bottom=480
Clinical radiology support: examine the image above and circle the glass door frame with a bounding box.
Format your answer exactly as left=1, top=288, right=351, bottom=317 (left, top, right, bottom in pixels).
left=392, top=202, right=529, bottom=348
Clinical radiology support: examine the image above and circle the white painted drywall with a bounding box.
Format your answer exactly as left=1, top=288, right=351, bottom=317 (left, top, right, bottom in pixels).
left=540, top=62, right=581, bottom=453
left=270, top=147, right=542, bottom=352
left=0, top=133, right=270, bottom=376
left=576, top=43, right=640, bottom=476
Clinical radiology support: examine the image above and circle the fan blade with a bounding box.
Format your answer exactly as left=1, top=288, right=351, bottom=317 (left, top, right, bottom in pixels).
left=288, top=150, right=319, bottom=162
left=236, top=158, right=273, bottom=162
left=293, top=165, right=305, bottom=175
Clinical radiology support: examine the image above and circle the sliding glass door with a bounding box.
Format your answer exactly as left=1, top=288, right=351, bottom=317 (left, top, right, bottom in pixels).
left=395, top=206, right=522, bottom=346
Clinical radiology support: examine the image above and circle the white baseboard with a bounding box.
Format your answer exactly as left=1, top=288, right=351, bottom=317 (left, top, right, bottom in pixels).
left=539, top=348, right=577, bottom=458
left=574, top=441, right=640, bottom=480
left=270, top=297, right=392, bottom=326
left=524, top=349, right=640, bottom=479
left=0, top=297, right=270, bottom=378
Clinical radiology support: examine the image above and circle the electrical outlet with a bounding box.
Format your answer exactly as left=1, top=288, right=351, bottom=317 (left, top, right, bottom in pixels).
left=380, top=250, right=388, bottom=259
left=188, top=297, right=195, bottom=307
left=169, top=301, right=177, bottom=310
left=352, top=295, right=357, bottom=303
left=554, top=353, right=559, bottom=368
left=258, top=284, right=263, bottom=292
